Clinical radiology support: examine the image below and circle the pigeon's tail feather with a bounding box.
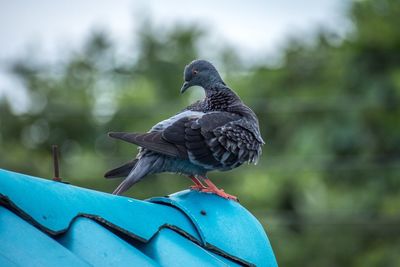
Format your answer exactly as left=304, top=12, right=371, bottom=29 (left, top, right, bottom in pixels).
left=104, top=159, right=138, bottom=179
left=112, top=156, right=158, bottom=195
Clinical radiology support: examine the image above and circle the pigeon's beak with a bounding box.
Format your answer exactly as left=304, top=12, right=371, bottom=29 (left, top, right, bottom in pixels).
left=180, top=81, right=190, bottom=94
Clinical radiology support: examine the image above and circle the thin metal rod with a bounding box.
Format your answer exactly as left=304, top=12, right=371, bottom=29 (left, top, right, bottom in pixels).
left=52, top=145, right=61, bottom=181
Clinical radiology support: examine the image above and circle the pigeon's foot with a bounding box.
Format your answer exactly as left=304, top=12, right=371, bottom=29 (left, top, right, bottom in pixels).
left=190, top=184, right=207, bottom=190
left=189, top=175, right=207, bottom=190
left=200, top=178, right=238, bottom=201
left=199, top=187, right=238, bottom=201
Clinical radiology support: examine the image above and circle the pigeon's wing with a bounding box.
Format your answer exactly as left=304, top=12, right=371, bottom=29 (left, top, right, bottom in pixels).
left=108, top=111, right=263, bottom=167
left=107, top=110, right=206, bottom=159
left=161, top=112, right=237, bottom=168
left=162, top=111, right=263, bottom=169
left=108, top=132, right=187, bottom=158
left=104, top=159, right=138, bottom=179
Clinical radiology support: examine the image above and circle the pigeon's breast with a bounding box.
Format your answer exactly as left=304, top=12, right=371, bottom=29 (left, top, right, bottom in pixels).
left=150, top=110, right=206, bottom=132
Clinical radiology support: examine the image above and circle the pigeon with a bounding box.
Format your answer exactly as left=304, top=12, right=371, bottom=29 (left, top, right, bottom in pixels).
left=105, top=59, right=264, bottom=200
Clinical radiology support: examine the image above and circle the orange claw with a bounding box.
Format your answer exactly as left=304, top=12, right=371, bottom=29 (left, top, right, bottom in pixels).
left=200, top=178, right=238, bottom=201
left=199, top=187, right=238, bottom=201
left=190, top=184, right=207, bottom=190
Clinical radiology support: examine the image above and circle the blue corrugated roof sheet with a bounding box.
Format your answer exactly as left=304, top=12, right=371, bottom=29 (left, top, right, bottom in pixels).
left=0, top=169, right=277, bottom=267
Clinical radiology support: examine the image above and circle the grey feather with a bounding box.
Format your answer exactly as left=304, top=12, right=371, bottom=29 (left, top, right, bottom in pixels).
left=112, top=156, right=155, bottom=195
left=104, top=159, right=138, bottom=179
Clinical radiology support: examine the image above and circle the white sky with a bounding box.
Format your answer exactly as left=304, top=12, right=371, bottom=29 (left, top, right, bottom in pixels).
left=0, top=0, right=350, bottom=104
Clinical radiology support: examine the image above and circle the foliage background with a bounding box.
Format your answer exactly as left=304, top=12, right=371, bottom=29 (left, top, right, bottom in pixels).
left=1, top=0, right=399, bottom=266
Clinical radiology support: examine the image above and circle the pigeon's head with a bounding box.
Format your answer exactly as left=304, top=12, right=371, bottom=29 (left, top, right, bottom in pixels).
left=181, top=59, right=224, bottom=93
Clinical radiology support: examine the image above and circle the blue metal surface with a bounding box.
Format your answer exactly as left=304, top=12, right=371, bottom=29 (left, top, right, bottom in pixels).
left=150, top=191, right=278, bottom=267
left=57, top=217, right=158, bottom=267
left=0, top=255, right=18, bottom=267
left=0, top=169, right=199, bottom=242
left=0, top=168, right=278, bottom=266
left=139, top=228, right=241, bottom=267
left=0, top=206, right=89, bottom=267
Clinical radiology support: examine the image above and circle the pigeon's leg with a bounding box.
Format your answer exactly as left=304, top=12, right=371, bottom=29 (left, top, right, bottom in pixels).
left=200, top=177, right=238, bottom=201
left=189, top=175, right=207, bottom=190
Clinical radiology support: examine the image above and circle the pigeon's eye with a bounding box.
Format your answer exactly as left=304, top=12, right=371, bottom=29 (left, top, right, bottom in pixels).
left=192, top=69, right=199, bottom=75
